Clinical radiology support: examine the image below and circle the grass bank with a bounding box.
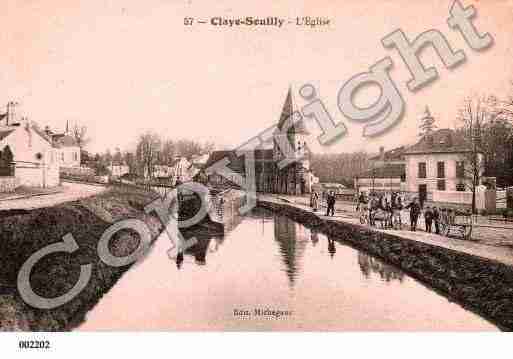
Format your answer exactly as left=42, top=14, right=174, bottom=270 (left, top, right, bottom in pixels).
left=0, top=185, right=163, bottom=331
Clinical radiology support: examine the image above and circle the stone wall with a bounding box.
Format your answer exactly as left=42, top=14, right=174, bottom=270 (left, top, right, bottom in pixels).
left=258, top=199, right=513, bottom=331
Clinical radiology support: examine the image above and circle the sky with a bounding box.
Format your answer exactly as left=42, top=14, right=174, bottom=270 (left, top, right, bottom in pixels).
left=2, top=0, right=512, bottom=155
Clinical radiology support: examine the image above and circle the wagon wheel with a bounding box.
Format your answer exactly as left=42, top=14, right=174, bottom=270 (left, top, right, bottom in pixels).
left=463, top=224, right=473, bottom=240
left=441, top=223, right=450, bottom=237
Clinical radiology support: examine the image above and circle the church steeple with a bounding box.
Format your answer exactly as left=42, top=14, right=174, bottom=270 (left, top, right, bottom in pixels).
left=277, top=86, right=309, bottom=134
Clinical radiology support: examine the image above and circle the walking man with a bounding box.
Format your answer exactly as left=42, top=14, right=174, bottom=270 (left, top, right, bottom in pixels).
left=433, top=206, right=440, bottom=234
left=405, top=197, right=421, bottom=232
left=424, top=206, right=433, bottom=233
left=326, top=190, right=336, bottom=216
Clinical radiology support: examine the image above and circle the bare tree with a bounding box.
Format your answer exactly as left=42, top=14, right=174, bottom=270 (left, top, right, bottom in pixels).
left=136, top=132, right=161, bottom=180
left=161, top=139, right=176, bottom=164
left=72, top=124, right=90, bottom=149
left=457, top=95, right=491, bottom=213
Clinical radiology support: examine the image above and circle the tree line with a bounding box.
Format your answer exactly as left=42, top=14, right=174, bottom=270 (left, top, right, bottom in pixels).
left=84, top=131, right=214, bottom=178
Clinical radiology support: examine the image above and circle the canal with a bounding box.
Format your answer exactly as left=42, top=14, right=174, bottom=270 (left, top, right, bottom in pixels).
left=80, top=207, right=497, bottom=331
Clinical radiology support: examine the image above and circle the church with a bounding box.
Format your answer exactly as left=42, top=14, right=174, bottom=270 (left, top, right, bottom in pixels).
left=205, top=88, right=317, bottom=195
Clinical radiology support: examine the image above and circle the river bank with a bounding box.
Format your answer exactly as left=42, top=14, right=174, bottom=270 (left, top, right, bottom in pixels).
left=0, top=185, right=163, bottom=331
left=258, top=199, right=513, bottom=331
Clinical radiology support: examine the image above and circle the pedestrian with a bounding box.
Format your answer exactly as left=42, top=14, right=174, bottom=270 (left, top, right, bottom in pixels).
left=405, top=197, right=421, bottom=231
left=311, top=191, right=319, bottom=212
left=424, top=206, right=433, bottom=233
left=433, top=206, right=440, bottom=234
left=326, top=190, right=336, bottom=216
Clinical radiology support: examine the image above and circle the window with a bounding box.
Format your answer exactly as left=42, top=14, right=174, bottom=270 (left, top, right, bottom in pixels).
left=418, top=162, right=426, bottom=178
left=437, top=180, right=446, bottom=191
left=437, top=161, right=445, bottom=178
left=456, top=183, right=466, bottom=192
left=456, top=161, right=465, bottom=178
left=61, top=152, right=64, bottom=162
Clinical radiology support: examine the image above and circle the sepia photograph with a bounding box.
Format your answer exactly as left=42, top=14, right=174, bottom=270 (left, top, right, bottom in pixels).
left=1, top=0, right=513, bottom=356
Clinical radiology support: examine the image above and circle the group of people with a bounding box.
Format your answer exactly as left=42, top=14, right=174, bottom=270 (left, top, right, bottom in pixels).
left=310, top=189, right=461, bottom=235
left=356, top=191, right=460, bottom=233
left=356, top=191, right=404, bottom=229
left=309, top=190, right=337, bottom=216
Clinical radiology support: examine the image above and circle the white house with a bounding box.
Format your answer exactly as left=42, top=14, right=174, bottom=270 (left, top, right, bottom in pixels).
left=109, top=161, right=130, bottom=178
left=354, top=128, right=491, bottom=210
left=170, top=156, right=199, bottom=185
left=45, top=123, right=81, bottom=168
left=403, top=128, right=485, bottom=207
left=191, top=152, right=210, bottom=167
left=0, top=102, right=59, bottom=191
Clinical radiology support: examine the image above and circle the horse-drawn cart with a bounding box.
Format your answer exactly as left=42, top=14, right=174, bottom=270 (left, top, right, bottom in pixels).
left=440, top=212, right=473, bottom=240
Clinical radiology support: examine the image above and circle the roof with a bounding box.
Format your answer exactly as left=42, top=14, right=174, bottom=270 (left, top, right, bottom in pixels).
left=369, top=146, right=406, bottom=161
left=205, top=149, right=274, bottom=173
left=357, top=163, right=406, bottom=179
left=277, top=87, right=309, bottom=135
left=403, top=128, right=471, bottom=155
left=0, top=129, right=14, bottom=142
left=52, top=133, right=78, bottom=147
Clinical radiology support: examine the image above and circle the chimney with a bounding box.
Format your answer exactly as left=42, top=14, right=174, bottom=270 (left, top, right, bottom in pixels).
left=6, top=101, right=19, bottom=125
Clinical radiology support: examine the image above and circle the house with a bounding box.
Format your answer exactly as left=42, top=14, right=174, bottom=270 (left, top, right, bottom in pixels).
left=354, top=127, right=491, bottom=210
left=204, top=87, right=317, bottom=195
left=0, top=102, right=60, bottom=191
left=355, top=163, right=407, bottom=194
left=191, top=153, right=210, bottom=168
left=403, top=128, right=485, bottom=206
left=150, top=164, right=174, bottom=179
left=44, top=122, right=81, bottom=168
left=170, top=156, right=199, bottom=185
left=109, top=161, right=130, bottom=178
left=318, top=182, right=346, bottom=194
left=355, top=146, right=407, bottom=194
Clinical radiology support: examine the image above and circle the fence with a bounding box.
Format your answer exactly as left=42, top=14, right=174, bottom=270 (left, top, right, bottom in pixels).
left=0, top=176, right=18, bottom=193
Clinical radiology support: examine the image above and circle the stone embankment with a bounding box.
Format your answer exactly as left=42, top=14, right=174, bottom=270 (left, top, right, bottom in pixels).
left=0, top=185, right=163, bottom=331
left=258, top=199, right=513, bottom=331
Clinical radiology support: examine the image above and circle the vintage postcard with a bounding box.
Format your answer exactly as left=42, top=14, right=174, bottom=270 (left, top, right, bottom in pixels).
left=1, top=0, right=513, bottom=356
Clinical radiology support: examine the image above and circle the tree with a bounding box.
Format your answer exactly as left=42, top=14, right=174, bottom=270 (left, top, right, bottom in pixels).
left=161, top=139, right=176, bottom=164
left=418, top=106, right=437, bottom=138
left=113, top=147, right=123, bottom=163
left=72, top=124, right=90, bottom=149
left=175, top=139, right=203, bottom=159
left=123, top=151, right=137, bottom=174
left=457, top=95, right=491, bottom=213
left=136, top=132, right=161, bottom=180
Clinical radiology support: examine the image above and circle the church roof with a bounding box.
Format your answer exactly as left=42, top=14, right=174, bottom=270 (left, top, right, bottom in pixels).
left=277, top=87, right=309, bottom=134
left=205, top=149, right=274, bottom=173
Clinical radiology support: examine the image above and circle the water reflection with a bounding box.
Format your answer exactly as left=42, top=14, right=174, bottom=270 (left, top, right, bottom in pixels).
left=273, top=215, right=307, bottom=287
left=80, top=206, right=497, bottom=331
left=358, top=253, right=405, bottom=283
